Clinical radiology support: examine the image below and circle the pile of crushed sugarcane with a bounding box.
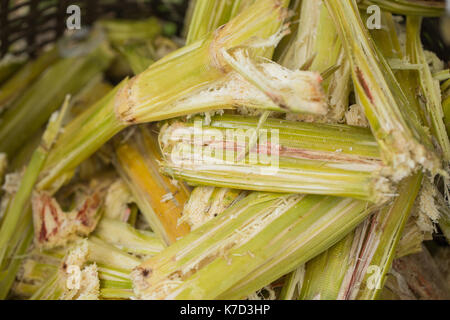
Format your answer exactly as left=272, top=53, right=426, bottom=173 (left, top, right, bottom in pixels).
left=0, top=0, right=449, bottom=300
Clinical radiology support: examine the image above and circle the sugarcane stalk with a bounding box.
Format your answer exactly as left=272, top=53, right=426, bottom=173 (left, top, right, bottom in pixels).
left=351, top=173, right=423, bottom=300
left=131, top=192, right=375, bottom=300
left=69, top=75, right=113, bottom=118
left=29, top=240, right=101, bottom=300
left=180, top=186, right=245, bottom=230
left=94, top=218, right=165, bottom=257
left=406, top=16, right=450, bottom=162
left=358, top=0, right=446, bottom=17
left=186, top=0, right=249, bottom=45
left=299, top=231, right=358, bottom=300
left=0, top=207, right=33, bottom=299
left=0, top=97, right=70, bottom=269
left=325, top=0, right=441, bottom=180
left=391, top=247, right=450, bottom=300
left=444, top=88, right=450, bottom=136
left=434, top=69, right=450, bottom=82
left=279, top=265, right=305, bottom=300
left=113, top=126, right=191, bottom=245
left=159, top=115, right=392, bottom=203
left=279, top=0, right=351, bottom=122
left=0, top=57, right=24, bottom=86
left=16, top=237, right=140, bottom=300
left=37, top=83, right=127, bottom=192
left=296, top=170, right=422, bottom=300
left=100, top=287, right=134, bottom=300
left=0, top=97, right=71, bottom=299
left=0, top=48, right=59, bottom=111
left=291, top=13, right=436, bottom=301
left=100, top=17, right=162, bottom=46
left=118, top=43, right=155, bottom=76
left=395, top=217, right=432, bottom=259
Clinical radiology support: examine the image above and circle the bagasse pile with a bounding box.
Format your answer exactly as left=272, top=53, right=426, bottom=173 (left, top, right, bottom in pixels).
left=0, top=0, right=449, bottom=300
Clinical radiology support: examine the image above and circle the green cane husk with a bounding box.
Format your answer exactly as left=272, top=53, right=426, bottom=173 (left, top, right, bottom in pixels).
left=325, top=0, right=441, bottom=181
left=159, top=115, right=392, bottom=203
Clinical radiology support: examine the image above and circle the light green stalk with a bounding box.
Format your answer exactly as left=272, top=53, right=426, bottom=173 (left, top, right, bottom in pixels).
left=132, top=192, right=374, bottom=300
left=0, top=98, right=70, bottom=268
left=37, top=0, right=311, bottom=192
left=160, top=115, right=392, bottom=203
left=0, top=98, right=70, bottom=299
left=0, top=43, right=113, bottom=157
left=443, top=82, right=450, bottom=136
left=0, top=48, right=59, bottom=111
left=186, top=0, right=255, bottom=45
left=325, top=0, right=441, bottom=180
left=358, top=0, right=446, bottom=17
left=354, top=173, right=423, bottom=300
left=406, top=16, right=450, bottom=162
left=94, top=218, right=165, bottom=257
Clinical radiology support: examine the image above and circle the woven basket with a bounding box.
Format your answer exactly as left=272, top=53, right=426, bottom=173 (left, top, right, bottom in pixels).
left=0, top=0, right=187, bottom=58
